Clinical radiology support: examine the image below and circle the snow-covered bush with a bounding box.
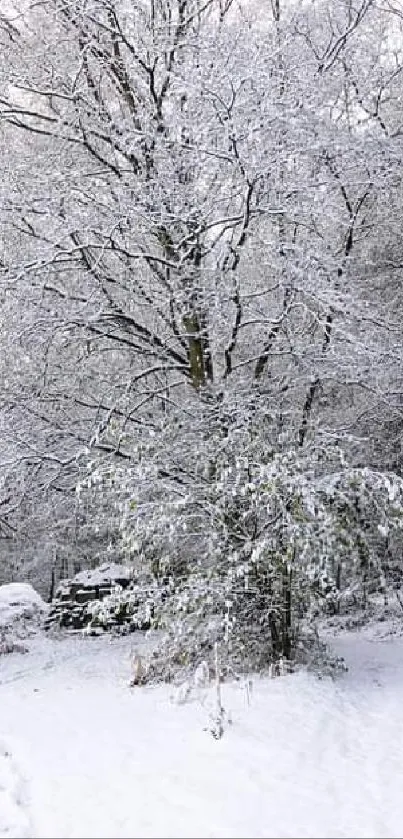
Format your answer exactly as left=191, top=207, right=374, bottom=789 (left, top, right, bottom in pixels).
left=0, top=582, right=48, bottom=650
left=78, top=392, right=403, bottom=680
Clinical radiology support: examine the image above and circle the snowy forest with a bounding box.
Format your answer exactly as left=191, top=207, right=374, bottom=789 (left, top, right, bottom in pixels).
left=1, top=0, right=403, bottom=678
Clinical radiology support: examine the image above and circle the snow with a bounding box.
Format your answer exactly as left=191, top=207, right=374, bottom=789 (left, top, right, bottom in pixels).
left=72, top=562, right=132, bottom=587
left=0, top=584, right=47, bottom=629
left=56, top=563, right=133, bottom=592
left=1, top=625, right=403, bottom=838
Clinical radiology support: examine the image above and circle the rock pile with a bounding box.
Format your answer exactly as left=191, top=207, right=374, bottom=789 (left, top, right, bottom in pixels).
left=44, top=563, right=154, bottom=633
left=44, top=563, right=134, bottom=631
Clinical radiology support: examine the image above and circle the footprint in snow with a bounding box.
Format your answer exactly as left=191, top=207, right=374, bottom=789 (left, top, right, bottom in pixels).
left=0, top=743, right=33, bottom=838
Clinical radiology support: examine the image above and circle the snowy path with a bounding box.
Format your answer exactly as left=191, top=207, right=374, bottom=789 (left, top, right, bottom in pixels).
left=1, top=628, right=403, bottom=838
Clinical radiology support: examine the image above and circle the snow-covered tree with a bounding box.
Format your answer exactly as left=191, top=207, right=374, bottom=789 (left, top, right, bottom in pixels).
left=1, top=0, right=403, bottom=671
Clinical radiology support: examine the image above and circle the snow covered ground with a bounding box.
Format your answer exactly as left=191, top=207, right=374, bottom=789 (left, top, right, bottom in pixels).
left=1, top=623, right=403, bottom=838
